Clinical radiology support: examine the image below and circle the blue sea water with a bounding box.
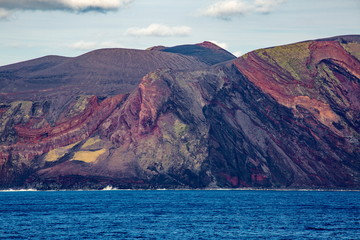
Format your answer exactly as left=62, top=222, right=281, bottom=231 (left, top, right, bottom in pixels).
left=0, top=190, right=359, bottom=239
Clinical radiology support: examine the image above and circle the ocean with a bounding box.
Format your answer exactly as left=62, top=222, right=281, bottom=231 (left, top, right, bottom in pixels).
left=0, top=190, right=359, bottom=239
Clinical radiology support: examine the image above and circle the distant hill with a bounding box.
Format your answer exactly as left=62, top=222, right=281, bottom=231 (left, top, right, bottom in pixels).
left=150, top=41, right=236, bottom=65
left=0, top=48, right=210, bottom=101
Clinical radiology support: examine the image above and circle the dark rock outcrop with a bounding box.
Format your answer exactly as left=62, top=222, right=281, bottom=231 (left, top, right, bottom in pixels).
left=0, top=37, right=359, bottom=189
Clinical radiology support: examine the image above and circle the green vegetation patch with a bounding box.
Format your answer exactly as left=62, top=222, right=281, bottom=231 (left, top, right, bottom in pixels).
left=173, top=119, right=189, bottom=137
left=256, top=41, right=311, bottom=81
left=66, top=96, right=90, bottom=118
left=341, top=42, right=360, bottom=61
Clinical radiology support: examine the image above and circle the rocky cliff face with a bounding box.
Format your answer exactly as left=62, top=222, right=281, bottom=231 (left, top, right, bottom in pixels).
left=0, top=37, right=359, bottom=189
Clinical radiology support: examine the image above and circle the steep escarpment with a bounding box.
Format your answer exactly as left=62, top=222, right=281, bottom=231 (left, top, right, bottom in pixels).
left=0, top=36, right=359, bottom=189
left=229, top=36, right=360, bottom=187
left=205, top=64, right=359, bottom=188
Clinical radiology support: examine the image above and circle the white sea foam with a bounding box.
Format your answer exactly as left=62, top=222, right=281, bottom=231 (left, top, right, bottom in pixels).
left=102, top=185, right=118, bottom=191
left=0, top=188, right=38, bottom=192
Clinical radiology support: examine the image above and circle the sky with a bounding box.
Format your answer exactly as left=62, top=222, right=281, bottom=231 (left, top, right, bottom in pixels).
left=0, top=0, right=359, bottom=66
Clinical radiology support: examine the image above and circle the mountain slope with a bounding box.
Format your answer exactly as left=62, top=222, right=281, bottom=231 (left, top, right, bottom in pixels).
left=0, top=48, right=208, bottom=101
left=0, top=36, right=359, bottom=189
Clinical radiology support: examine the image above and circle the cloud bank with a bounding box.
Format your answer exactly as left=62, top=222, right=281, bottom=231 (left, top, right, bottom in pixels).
left=127, top=24, right=192, bottom=37
left=202, top=0, right=286, bottom=19
left=0, top=0, right=132, bottom=13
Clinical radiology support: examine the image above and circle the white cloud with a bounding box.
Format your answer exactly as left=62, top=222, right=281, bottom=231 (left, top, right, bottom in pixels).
left=60, top=0, right=128, bottom=10
left=126, top=24, right=191, bottom=37
left=233, top=51, right=243, bottom=57
left=98, top=41, right=124, bottom=48
left=69, top=41, right=97, bottom=50
left=0, top=8, right=11, bottom=19
left=207, top=41, right=244, bottom=58
left=0, top=0, right=132, bottom=13
left=68, top=41, right=123, bottom=50
left=202, top=0, right=252, bottom=18
left=209, top=40, right=228, bottom=50
left=202, top=0, right=286, bottom=19
left=254, top=0, right=286, bottom=13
